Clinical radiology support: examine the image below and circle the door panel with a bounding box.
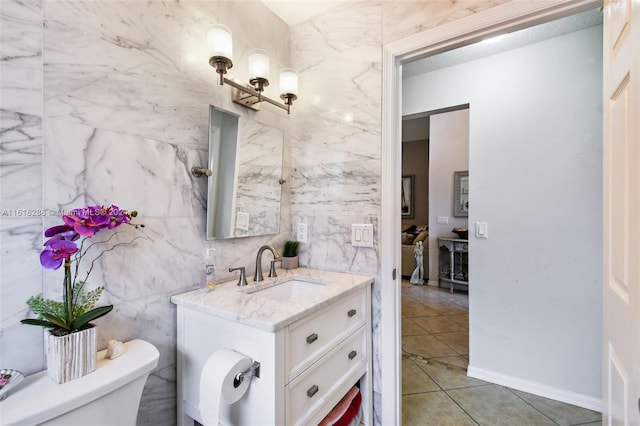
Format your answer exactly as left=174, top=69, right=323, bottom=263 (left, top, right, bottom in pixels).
left=608, top=0, right=630, bottom=52
left=609, top=74, right=630, bottom=301
left=603, top=0, right=640, bottom=425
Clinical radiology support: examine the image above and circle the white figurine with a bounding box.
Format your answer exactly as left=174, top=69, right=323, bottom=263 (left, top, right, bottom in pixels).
left=105, top=339, right=125, bottom=360
left=410, top=241, right=425, bottom=285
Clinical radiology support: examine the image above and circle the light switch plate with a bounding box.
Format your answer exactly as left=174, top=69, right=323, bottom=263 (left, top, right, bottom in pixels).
left=436, top=216, right=449, bottom=225
left=352, top=224, right=374, bottom=248
left=476, top=222, right=488, bottom=238
left=297, top=223, right=308, bottom=243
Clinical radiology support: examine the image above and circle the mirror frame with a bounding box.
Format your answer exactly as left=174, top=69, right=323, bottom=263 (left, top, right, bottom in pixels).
left=205, top=105, right=284, bottom=240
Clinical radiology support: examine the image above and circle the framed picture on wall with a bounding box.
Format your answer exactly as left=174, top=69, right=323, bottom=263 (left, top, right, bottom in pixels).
left=454, top=170, right=469, bottom=217
left=401, top=175, right=415, bottom=218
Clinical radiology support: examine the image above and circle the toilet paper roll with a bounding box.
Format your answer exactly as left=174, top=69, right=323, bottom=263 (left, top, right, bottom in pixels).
left=199, top=349, right=252, bottom=426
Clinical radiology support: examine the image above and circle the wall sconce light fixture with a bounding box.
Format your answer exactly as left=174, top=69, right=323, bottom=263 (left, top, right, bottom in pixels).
left=207, top=24, right=298, bottom=114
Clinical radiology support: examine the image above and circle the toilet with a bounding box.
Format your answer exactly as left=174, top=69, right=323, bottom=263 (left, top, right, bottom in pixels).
left=0, top=339, right=159, bottom=426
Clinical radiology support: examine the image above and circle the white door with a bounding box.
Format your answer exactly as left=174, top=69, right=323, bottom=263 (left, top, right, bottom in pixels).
left=603, top=0, right=640, bottom=425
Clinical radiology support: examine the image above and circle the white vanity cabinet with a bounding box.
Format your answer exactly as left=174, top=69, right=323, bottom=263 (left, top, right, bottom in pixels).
left=173, top=269, right=373, bottom=426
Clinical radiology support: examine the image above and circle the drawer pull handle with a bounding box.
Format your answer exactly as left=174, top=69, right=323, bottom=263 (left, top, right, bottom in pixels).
left=307, top=384, right=319, bottom=398
left=348, top=350, right=357, bottom=360
left=348, top=309, right=357, bottom=317
left=306, top=333, right=318, bottom=344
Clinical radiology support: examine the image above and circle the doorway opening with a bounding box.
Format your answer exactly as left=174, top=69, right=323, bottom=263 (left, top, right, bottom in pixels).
left=381, top=2, right=604, bottom=424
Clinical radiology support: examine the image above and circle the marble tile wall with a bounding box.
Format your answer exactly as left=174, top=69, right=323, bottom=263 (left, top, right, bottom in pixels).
left=289, top=0, right=517, bottom=423
left=1, top=1, right=291, bottom=424
left=1, top=0, right=46, bottom=375
left=289, top=3, right=383, bottom=421
left=1, top=0, right=517, bottom=423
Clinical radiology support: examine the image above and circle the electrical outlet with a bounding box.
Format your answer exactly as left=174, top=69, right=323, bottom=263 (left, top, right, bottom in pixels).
left=297, top=223, right=308, bottom=243
left=236, top=211, right=249, bottom=231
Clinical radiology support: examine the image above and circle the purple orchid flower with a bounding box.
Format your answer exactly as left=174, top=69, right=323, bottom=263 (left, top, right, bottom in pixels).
left=85, top=205, right=111, bottom=227
left=62, top=204, right=130, bottom=236
left=40, top=204, right=134, bottom=269
left=62, top=215, right=99, bottom=237
left=40, top=238, right=79, bottom=270
left=44, top=225, right=80, bottom=241
left=44, top=225, right=72, bottom=237
left=107, top=205, right=130, bottom=228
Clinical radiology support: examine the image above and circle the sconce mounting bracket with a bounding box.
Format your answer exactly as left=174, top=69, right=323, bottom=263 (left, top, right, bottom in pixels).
left=232, top=86, right=261, bottom=111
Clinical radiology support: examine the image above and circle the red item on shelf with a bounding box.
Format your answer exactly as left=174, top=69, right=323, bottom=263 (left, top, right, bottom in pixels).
left=318, top=386, right=362, bottom=426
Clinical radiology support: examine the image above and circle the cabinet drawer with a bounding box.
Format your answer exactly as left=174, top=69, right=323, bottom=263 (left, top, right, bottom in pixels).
left=286, top=288, right=365, bottom=380
left=286, top=327, right=366, bottom=425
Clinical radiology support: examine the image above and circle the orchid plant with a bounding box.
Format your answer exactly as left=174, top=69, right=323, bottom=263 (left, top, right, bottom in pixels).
left=21, top=204, right=144, bottom=336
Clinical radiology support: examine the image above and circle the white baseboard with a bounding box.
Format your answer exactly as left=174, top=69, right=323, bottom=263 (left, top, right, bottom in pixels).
left=466, top=365, right=602, bottom=412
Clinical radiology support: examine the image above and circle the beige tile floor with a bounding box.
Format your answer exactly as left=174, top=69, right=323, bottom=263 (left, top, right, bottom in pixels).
left=401, top=280, right=602, bottom=426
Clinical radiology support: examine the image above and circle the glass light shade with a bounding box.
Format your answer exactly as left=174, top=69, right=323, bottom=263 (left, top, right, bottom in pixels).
left=248, top=49, right=270, bottom=80
left=279, top=68, right=298, bottom=96
left=207, top=24, right=233, bottom=60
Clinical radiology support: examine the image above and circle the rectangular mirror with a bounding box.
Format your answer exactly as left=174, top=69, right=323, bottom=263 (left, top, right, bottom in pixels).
left=206, top=105, right=284, bottom=240
left=454, top=170, right=469, bottom=217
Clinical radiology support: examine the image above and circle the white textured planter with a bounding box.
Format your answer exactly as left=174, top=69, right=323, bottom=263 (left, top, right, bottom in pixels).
left=281, top=256, right=299, bottom=270
left=46, top=325, right=97, bottom=384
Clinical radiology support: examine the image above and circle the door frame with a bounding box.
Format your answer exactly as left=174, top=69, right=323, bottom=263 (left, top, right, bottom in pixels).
left=379, top=0, right=600, bottom=424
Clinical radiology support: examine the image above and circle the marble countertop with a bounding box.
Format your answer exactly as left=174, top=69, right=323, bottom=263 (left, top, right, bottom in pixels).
left=170, top=268, right=373, bottom=332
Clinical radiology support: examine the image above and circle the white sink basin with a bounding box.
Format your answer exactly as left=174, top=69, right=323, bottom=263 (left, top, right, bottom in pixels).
left=249, top=279, right=326, bottom=301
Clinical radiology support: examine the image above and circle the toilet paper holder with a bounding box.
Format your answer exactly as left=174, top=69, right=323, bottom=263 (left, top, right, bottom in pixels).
left=232, top=361, right=260, bottom=388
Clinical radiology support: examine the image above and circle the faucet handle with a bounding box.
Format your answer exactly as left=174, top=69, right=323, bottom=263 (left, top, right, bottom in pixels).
left=229, top=266, right=248, bottom=286
left=269, top=259, right=282, bottom=278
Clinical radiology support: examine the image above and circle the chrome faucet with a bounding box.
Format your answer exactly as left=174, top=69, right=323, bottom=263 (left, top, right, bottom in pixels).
left=253, top=245, right=282, bottom=282
left=229, top=266, right=248, bottom=286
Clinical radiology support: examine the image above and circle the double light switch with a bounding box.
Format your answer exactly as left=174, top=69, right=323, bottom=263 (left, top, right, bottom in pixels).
left=352, top=224, right=374, bottom=248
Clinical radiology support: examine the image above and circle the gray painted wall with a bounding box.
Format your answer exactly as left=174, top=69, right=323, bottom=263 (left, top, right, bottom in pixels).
left=403, top=25, right=603, bottom=400
left=428, top=109, right=470, bottom=284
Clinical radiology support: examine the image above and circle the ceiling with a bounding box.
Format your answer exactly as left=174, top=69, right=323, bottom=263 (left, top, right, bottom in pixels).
left=261, top=0, right=351, bottom=26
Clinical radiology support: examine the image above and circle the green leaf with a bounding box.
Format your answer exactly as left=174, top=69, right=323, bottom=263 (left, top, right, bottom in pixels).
left=42, top=313, right=71, bottom=330
left=72, top=305, right=113, bottom=330
left=26, top=296, right=66, bottom=320
left=21, top=319, right=59, bottom=328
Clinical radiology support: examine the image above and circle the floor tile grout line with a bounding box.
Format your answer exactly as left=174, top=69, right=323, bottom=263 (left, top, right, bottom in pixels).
left=505, top=386, right=562, bottom=426
left=408, top=358, right=447, bottom=393
left=402, top=388, right=446, bottom=396
left=441, top=388, right=482, bottom=426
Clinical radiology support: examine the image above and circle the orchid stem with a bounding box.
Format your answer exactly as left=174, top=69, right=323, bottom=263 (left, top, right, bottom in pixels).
left=64, top=261, right=72, bottom=328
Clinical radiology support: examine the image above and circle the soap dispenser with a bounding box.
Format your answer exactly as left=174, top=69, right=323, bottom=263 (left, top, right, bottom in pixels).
left=201, top=248, right=217, bottom=291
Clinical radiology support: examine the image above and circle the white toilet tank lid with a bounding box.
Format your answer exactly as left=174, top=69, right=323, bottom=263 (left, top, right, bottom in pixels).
left=0, top=339, right=159, bottom=426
